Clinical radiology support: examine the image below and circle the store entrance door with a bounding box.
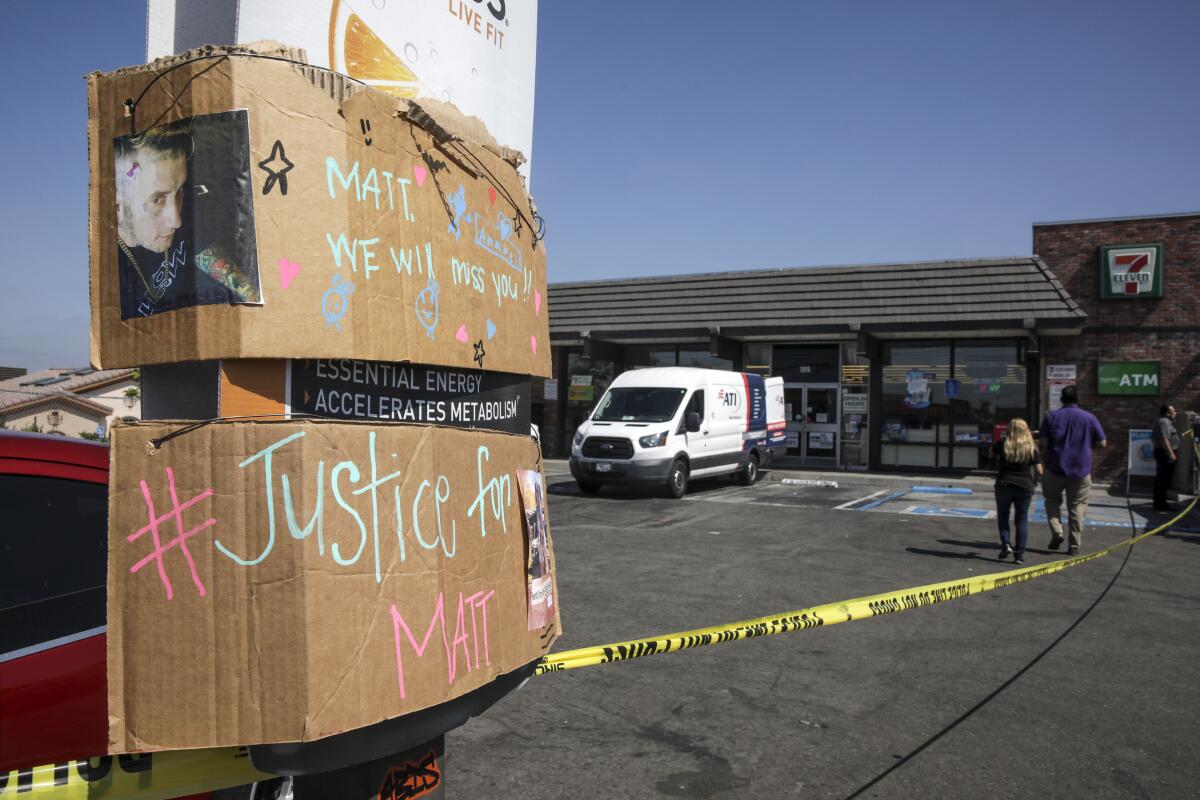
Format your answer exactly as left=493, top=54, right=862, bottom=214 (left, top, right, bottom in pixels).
left=783, top=384, right=839, bottom=466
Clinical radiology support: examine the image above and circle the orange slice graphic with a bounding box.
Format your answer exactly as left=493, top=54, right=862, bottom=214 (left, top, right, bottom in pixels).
left=329, top=0, right=420, bottom=97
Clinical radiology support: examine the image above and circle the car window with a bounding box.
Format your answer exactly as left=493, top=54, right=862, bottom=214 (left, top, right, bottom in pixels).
left=593, top=387, right=686, bottom=423
left=1, top=475, right=107, bottom=654
left=677, top=389, right=704, bottom=433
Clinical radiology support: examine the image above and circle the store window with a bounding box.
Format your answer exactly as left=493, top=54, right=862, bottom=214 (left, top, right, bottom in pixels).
left=840, top=342, right=869, bottom=469
left=564, top=351, right=615, bottom=452
left=952, top=342, right=1027, bottom=469
left=880, top=341, right=1028, bottom=470
left=744, top=344, right=771, bottom=377
left=881, top=343, right=951, bottom=468
left=625, top=346, right=677, bottom=369
left=678, top=346, right=733, bottom=371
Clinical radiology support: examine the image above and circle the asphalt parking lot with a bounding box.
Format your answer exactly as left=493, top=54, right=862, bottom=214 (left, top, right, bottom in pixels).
left=447, top=465, right=1200, bottom=799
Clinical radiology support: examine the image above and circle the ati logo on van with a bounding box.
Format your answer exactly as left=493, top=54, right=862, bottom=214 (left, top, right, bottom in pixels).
left=717, top=389, right=741, bottom=408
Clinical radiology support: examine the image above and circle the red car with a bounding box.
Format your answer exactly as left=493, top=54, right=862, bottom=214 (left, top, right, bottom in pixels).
left=0, top=432, right=262, bottom=798
left=0, top=431, right=109, bottom=770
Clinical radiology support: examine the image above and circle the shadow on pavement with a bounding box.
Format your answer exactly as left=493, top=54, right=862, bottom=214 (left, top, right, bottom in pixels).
left=937, top=538, right=1060, bottom=557
left=905, top=546, right=1001, bottom=563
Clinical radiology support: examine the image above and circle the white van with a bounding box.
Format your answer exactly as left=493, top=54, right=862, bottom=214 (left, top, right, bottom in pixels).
left=569, top=367, right=786, bottom=497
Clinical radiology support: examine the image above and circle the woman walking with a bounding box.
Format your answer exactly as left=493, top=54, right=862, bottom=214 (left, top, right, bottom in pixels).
left=992, top=418, right=1043, bottom=564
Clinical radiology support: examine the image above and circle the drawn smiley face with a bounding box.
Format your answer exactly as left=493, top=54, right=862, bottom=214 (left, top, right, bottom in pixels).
left=414, top=280, right=439, bottom=338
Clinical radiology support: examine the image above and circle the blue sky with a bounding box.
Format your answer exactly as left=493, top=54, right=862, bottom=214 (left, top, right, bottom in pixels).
left=1, top=1, right=1197, bottom=368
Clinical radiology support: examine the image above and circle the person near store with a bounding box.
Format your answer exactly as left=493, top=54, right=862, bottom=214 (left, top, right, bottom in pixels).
left=1038, top=385, right=1107, bottom=555
left=1152, top=404, right=1181, bottom=511
left=991, top=418, right=1043, bottom=564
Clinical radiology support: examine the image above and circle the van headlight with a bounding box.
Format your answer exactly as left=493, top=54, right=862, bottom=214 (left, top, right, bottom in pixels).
left=639, top=431, right=668, bottom=448
left=573, top=429, right=585, bottom=447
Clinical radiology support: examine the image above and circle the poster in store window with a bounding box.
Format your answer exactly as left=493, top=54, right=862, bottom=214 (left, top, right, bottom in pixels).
left=843, top=393, right=868, bottom=413
left=808, top=431, right=834, bottom=450
left=905, top=370, right=934, bottom=409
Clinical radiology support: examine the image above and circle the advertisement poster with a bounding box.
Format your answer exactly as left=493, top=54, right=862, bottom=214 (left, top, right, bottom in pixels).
left=147, top=0, right=539, bottom=178
left=945, top=378, right=959, bottom=399
left=518, top=468, right=554, bottom=630
left=905, top=370, right=933, bottom=409
left=1128, top=430, right=1157, bottom=477
left=883, top=420, right=907, bottom=442
left=1047, top=365, right=1076, bottom=380
left=568, top=384, right=595, bottom=403
left=808, top=431, right=834, bottom=450
left=289, top=358, right=530, bottom=434
left=114, top=111, right=262, bottom=319
left=1047, top=364, right=1076, bottom=411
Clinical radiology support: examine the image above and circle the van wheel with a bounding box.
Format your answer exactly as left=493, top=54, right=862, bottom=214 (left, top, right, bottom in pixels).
left=667, top=459, right=689, bottom=499
left=577, top=480, right=601, bottom=494
left=739, top=452, right=759, bottom=486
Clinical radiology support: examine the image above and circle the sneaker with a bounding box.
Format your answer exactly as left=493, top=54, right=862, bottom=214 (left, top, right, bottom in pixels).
left=998, top=545, right=1013, bottom=560
left=1014, top=556, right=1025, bottom=565
left=1048, top=536, right=1064, bottom=551
left=1068, top=546, right=1079, bottom=555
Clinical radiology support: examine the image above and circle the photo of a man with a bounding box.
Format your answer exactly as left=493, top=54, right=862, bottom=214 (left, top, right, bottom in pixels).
left=114, top=110, right=261, bottom=319
left=518, top=468, right=554, bottom=630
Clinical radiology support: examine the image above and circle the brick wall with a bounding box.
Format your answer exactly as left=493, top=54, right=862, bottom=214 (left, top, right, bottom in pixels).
left=1035, top=214, right=1200, bottom=482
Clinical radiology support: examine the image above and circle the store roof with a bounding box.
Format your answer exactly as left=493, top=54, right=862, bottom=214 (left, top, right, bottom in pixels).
left=548, top=257, right=1086, bottom=342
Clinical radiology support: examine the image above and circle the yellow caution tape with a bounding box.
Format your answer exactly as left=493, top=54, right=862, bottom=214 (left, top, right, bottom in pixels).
left=536, top=436, right=1199, bottom=675
left=3, top=747, right=272, bottom=799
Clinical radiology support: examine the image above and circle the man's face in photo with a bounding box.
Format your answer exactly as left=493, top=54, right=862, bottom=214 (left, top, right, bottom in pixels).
left=117, top=154, right=187, bottom=253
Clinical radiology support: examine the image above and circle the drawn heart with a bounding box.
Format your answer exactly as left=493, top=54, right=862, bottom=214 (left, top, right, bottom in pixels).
left=534, top=289, right=542, bottom=315
left=488, top=186, right=497, bottom=206
left=486, top=319, right=497, bottom=340
left=279, top=258, right=301, bottom=290
left=530, top=335, right=538, bottom=354
left=413, top=164, right=428, bottom=188
left=456, top=324, right=469, bottom=343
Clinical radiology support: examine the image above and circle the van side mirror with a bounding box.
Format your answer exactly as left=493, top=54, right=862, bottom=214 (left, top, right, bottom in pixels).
left=685, top=412, right=701, bottom=433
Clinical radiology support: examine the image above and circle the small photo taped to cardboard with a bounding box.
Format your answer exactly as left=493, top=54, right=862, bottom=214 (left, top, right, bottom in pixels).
left=114, top=110, right=262, bottom=319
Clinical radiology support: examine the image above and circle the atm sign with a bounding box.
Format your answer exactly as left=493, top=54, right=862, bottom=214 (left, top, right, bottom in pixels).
left=1097, top=361, right=1160, bottom=396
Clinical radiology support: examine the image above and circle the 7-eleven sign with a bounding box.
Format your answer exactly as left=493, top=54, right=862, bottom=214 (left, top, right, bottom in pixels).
left=1100, top=244, right=1164, bottom=299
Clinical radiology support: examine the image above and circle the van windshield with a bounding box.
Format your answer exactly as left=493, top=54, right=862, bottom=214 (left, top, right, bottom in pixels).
left=593, top=387, right=687, bottom=423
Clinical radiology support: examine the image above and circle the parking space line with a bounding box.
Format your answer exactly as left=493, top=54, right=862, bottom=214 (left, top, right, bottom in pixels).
left=834, top=489, right=889, bottom=510
left=856, top=489, right=909, bottom=511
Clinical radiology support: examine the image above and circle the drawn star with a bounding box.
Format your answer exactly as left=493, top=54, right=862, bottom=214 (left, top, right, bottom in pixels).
left=473, top=339, right=486, bottom=368
left=258, top=140, right=294, bottom=196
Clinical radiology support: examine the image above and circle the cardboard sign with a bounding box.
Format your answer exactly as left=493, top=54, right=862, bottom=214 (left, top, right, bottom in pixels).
left=290, top=358, right=530, bottom=435
left=88, top=43, right=550, bottom=377
left=106, top=420, right=559, bottom=753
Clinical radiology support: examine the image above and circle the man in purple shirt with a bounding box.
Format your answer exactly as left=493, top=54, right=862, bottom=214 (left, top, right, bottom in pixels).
left=1038, top=385, right=1107, bottom=555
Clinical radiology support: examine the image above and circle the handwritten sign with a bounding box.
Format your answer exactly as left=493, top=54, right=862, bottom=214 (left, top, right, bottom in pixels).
left=106, top=420, right=558, bottom=753
left=88, top=47, right=550, bottom=376
left=290, top=359, right=530, bottom=435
